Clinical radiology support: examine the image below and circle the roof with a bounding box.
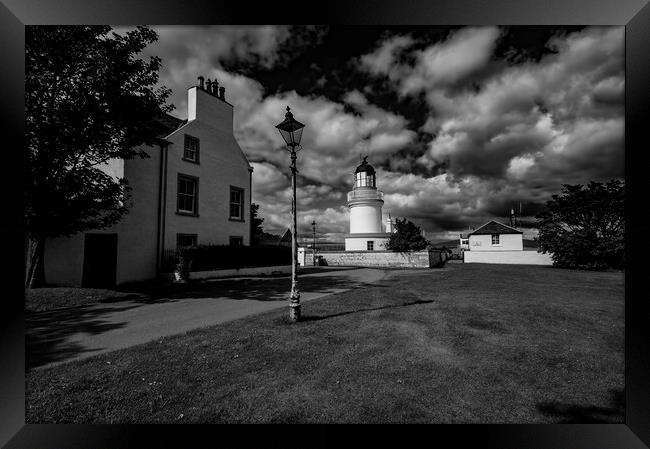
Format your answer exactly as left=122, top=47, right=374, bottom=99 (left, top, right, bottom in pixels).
left=468, top=220, right=523, bottom=236
left=154, top=113, right=187, bottom=138
left=355, top=156, right=375, bottom=174
left=281, top=229, right=292, bottom=242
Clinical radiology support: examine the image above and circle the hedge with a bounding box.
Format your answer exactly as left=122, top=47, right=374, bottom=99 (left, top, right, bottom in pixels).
left=178, top=245, right=292, bottom=271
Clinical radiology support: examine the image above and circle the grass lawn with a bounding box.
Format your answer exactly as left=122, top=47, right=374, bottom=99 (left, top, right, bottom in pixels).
left=25, top=288, right=147, bottom=312
left=26, top=263, right=624, bottom=423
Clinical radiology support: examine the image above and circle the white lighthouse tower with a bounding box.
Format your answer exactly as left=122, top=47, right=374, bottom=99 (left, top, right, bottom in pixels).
left=344, top=157, right=392, bottom=251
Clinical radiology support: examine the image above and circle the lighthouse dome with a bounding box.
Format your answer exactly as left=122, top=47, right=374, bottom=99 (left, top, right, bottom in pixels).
left=353, top=156, right=377, bottom=188
left=355, top=156, right=375, bottom=175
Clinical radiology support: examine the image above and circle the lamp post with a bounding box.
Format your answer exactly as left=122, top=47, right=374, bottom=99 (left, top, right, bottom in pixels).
left=311, top=220, right=317, bottom=266
left=275, top=106, right=305, bottom=322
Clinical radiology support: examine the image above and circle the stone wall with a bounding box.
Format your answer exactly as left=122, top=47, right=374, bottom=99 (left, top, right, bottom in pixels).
left=166, top=264, right=291, bottom=281
left=464, top=250, right=553, bottom=265
left=310, top=250, right=446, bottom=268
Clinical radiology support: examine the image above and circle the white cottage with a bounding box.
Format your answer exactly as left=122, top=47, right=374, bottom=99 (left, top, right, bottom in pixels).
left=44, top=77, right=253, bottom=287
left=467, top=220, right=523, bottom=251
left=464, top=219, right=552, bottom=265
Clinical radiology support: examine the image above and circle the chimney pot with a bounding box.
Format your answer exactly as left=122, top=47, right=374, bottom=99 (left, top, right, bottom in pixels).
left=206, top=78, right=212, bottom=92
left=212, top=80, right=219, bottom=95
left=219, top=86, right=225, bottom=100
left=197, top=76, right=204, bottom=90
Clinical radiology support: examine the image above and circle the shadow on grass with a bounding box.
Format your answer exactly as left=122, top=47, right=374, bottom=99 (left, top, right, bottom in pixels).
left=536, top=388, right=624, bottom=423
left=27, top=273, right=386, bottom=368
left=275, top=298, right=436, bottom=324
left=26, top=303, right=139, bottom=369
left=114, top=274, right=383, bottom=304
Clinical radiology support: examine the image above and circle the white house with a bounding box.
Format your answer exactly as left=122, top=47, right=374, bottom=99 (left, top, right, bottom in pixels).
left=44, top=77, right=253, bottom=287
left=344, top=157, right=393, bottom=251
left=464, top=220, right=552, bottom=265
left=467, top=220, right=523, bottom=251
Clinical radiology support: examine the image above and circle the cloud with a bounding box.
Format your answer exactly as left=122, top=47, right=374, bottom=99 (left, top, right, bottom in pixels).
left=146, top=26, right=624, bottom=242
left=360, top=27, right=501, bottom=96
left=411, top=27, right=624, bottom=185
left=401, top=27, right=501, bottom=94
left=359, top=35, right=415, bottom=76
left=130, top=25, right=290, bottom=115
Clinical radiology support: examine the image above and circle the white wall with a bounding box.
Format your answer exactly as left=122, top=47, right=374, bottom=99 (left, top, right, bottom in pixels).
left=349, top=203, right=384, bottom=233
left=468, top=233, right=523, bottom=251
left=345, top=237, right=389, bottom=251
left=164, top=87, right=251, bottom=251
left=464, top=250, right=552, bottom=265
left=44, top=143, right=162, bottom=286
left=44, top=85, right=253, bottom=287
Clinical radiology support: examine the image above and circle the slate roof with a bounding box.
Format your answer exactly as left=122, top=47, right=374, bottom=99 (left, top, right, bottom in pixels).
left=154, top=113, right=187, bottom=138
left=281, top=229, right=292, bottom=242
left=468, top=220, right=523, bottom=235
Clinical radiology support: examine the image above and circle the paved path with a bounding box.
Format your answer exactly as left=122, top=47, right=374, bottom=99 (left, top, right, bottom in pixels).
left=27, top=267, right=387, bottom=369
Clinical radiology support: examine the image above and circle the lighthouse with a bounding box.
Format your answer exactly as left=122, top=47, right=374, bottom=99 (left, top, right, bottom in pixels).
left=344, top=157, right=393, bottom=251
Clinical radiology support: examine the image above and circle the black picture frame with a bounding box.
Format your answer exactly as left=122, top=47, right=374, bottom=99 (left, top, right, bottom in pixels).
left=2, top=0, right=648, bottom=447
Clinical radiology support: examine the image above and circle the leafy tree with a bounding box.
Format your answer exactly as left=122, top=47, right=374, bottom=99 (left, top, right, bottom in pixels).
left=250, top=203, right=265, bottom=245
left=25, top=26, right=173, bottom=288
left=386, top=218, right=430, bottom=252
left=536, top=180, right=624, bottom=270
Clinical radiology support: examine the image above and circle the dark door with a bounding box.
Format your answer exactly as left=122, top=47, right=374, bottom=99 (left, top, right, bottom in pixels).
left=82, top=234, right=118, bottom=288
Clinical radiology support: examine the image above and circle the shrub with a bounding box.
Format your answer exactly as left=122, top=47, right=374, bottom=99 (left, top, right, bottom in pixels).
left=178, top=245, right=292, bottom=272
left=386, top=218, right=429, bottom=252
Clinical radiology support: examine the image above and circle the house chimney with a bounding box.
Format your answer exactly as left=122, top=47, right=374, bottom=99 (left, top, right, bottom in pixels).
left=212, top=80, right=219, bottom=95
left=219, top=86, right=225, bottom=101
left=206, top=78, right=212, bottom=92
left=197, top=76, right=204, bottom=90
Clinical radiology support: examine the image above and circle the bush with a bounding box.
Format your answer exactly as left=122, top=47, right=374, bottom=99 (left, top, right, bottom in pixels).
left=178, top=245, right=292, bottom=272
left=386, top=218, right=429, bottom=252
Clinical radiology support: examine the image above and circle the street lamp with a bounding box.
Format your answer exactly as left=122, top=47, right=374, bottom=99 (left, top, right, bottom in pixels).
left=275, top=106, right=305, bottom=322
left=311, top=220, right=317, bottom=266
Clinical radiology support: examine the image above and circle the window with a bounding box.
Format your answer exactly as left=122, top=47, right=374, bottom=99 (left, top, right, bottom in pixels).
left=367, top=241, right=374, bottom=251
left=355, top=172, right=375, bottom=188
left=183, top=135, right=200, bottom=163
left=491, top=234, right=500, bottom=245
left=177, top=174, right=198, bottom=215
left=229, top=236, right=243, bottom=246
left=229, top=186, right=244, bottom=220
left=177, top=234, right=197, bottom=249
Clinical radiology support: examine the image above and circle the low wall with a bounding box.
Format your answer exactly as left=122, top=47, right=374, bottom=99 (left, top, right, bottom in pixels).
left=463, top=250, right=552, bottom=265
left=166, top=265, right=291, bottom=280
left=314, top=250, right=446, bottom=268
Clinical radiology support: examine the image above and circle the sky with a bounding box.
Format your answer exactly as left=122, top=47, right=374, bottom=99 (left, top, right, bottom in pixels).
left=130, top=25, right=624, bottom=242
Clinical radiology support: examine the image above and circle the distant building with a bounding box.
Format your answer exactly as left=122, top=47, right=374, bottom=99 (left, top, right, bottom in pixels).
left=44, top=77, right=253, bottom=287
left=279, top=229, right=292, bottom=247
left=464, top=219, right=552, bottom=265
left=467, top=220, right=523, bottom=251
left=459, top=233, right=470, bottom=251
left=344, top=157, right=393, bottom=251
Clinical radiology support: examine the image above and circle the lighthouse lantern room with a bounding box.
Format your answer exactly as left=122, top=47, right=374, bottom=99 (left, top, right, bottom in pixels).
left=345, top=157, right=393, bottom=251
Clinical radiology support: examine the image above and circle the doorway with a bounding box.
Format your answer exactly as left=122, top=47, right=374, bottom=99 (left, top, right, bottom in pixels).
left=82, top=233, right=118, bottom=288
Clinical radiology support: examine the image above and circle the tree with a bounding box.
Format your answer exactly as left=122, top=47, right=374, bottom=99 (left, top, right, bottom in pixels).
left=250, top=203, right=265, bottom=246
left=536, top=180, right=624, bottom=270
left=25, top=26, right=173, bottom=287
left=386, top=218, right=430, bottom=252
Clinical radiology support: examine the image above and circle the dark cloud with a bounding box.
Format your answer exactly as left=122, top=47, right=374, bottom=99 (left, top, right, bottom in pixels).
left=143, top=25, right=623, bottom=242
